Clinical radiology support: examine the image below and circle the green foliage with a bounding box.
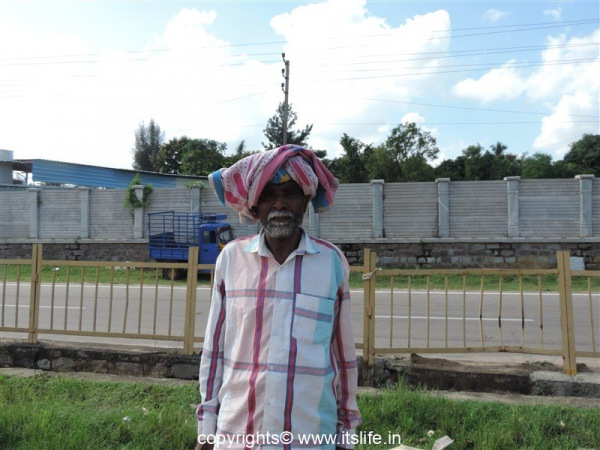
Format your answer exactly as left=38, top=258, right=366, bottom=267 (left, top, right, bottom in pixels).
left=435, top=142, right=520, bottom=181
left=132, top=119, right=164, bottom=172
left=434, top=157, right=465, bottom=181
left=385, top=122, right=439, bottom=163
left=521, top=153, right=556, bottom=179
left=223, top=140, right=261, bottom=167
left=154, top=137, right=226, bottom=175
left=123, top=173, right=153, bottom=214
left=563, top=134, right=600, bottom=176
left=184, top=180, right=205, bottom=188
left=335, top=134, right=373, bottom=183
left=180, top=139, right=226, bottom=176
left=262, top=102, right=313, bottom=149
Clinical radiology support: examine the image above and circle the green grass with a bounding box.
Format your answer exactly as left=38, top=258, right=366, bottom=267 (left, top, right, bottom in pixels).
left=349, top=271, right=599, bottom=292
left=2, top=263, right=598, bottom=292
left=1, top=374, right=599, bottom=449
left=0, top=264, right=211, bottom=287
left=359, top=384, right=600, bottom=449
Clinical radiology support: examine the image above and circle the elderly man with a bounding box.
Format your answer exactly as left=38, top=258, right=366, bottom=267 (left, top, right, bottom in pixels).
left=196, top=145, right=361, bottom=449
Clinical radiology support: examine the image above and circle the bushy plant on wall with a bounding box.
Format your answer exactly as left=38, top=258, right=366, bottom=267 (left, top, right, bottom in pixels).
left=124, top=173, right=153, bottom=216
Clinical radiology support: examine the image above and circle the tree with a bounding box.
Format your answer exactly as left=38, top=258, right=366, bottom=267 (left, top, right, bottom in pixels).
left=521, top=153, right=555, bottom=179
left=154, top=136, right=192, bottom=174
left=132, top=119, right=164, bottom=171
left=154, top=137, right=226, bottom=175
left=180, top=139, right=227, bottom=176
left=386, top=122, right=439, bottom=162
left=490, top=141, right=507, bottom=156
left=365, top=145, right=401, bottom=182
left=335, top=134, right=373, bottom=183
left=435, top=156, right=465, bottom=180
left=379, top=122, right=439, bottom=182
left=400, top=156, right=435, bottom=182
left=462, top=144, right=494, bottom=180
left=563, top=134, right=600, bottom=176
left=262, top=102, right=313, bottom=149
left=224, top=140, right=260, bottom=167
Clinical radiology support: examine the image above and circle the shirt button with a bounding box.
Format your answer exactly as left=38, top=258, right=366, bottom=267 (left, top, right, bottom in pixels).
left=269, top=364, right=274, bottom=370
left=273, top=331, right=279, bottom=336
left=276, top=297, right=282, bottom=302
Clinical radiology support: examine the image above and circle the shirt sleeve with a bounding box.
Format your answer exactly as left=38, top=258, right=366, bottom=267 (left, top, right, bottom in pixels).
left=332, top=255, right=362, bottom=449
left=197, top=252, right=227, bottom=440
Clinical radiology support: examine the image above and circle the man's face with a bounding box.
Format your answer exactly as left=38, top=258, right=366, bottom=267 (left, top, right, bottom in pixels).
left=254, top=180, right=309, bottom=240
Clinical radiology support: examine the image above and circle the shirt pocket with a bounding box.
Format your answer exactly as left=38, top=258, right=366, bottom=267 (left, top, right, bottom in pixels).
left=291, top=293, right=335, bottom=345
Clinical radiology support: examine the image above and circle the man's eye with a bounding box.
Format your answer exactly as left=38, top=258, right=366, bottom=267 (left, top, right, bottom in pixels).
left=285, top=188, right=303, bottom=197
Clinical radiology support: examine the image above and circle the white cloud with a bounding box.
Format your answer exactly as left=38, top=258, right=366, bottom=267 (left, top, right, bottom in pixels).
left=482, top=9, right=509, bottom=23
left=451, top=29, right=599, bottom=155
left=532, top=90, right=598, bottom=158
left=543, top=7, right=562, bottom=20
left=0, top=0, right=455, bottom=168
left=451, top=60, right=526, bottom=102
left=401, top=112, right=426, bottom=124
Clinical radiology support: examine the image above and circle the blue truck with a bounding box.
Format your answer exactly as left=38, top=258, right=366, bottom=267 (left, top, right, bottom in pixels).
left=148, top=211, right=233, bottom=279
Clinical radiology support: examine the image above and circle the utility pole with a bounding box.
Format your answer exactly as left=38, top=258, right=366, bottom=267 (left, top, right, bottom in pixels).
left=281, top=53, right=290, bottom=145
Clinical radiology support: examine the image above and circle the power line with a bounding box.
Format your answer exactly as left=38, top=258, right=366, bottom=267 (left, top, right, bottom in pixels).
left=326, top=120, right=598, bottom=125
left=294, top=58, right=598, bottom=83
left=0, top=18, right=596, bottom=64
left=302, top=42, right=599, bottom=67
left=301, top=57, right=598, bottom=75
left=362, top=98, right=599, bottom=119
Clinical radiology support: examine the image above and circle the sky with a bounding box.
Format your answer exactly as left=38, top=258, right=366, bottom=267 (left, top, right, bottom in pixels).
left=0, top=0, right=598, bottom=170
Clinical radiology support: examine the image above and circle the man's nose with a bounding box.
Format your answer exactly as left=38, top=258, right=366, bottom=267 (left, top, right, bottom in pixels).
left=272, top=195, right=286, bottom=210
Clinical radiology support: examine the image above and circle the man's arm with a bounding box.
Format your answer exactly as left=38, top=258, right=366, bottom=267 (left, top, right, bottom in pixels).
left=197, top=257, right=227, bottom=446
left=332, top=258, right=362, bottom=449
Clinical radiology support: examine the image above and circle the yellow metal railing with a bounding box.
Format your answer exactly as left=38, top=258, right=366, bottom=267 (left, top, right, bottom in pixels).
left=360, top=249, right=599, bottom=375
left=0, top=245, right=209, bottom=355
left=1, top=246, right=597, bottom=374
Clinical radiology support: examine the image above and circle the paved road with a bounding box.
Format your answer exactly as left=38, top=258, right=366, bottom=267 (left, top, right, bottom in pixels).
left=1, top=283, right=598, bottom=353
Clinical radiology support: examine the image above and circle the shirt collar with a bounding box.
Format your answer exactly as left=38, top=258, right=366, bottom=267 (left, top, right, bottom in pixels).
left=243, top=227, right=320, bottom=256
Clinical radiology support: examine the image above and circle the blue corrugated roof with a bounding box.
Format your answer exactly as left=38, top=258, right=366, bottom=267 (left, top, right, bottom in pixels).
left=13, top=159, right=205, bottom=188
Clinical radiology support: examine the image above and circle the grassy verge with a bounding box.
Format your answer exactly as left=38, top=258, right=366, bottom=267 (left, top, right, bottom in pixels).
left=2, top=263, right=598, bottom=292
left=1, top=374, right=598, bottom=450
left=348, top=271, right=599, bottom=293
left=0, top=264, right=206, bottom=287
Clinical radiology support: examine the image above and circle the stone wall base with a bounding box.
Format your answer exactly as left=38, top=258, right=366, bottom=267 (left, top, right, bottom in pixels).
left=0, top=243, right=148, bottom=262
left=1, top=342, right=597, bottom=397
left=338, top=241, right=600, bottom=269
left=1, top=241, right=599, bottom=269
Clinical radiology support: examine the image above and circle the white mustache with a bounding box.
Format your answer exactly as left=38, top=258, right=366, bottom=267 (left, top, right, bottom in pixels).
left=267, top=210, right=294, bottom=221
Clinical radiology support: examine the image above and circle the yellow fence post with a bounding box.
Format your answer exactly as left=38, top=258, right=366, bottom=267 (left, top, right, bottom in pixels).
left=368, top=251, right=377, bottom=366
left=362, top=248, right=377, bottom=367
left=27, top=244, right=43, bottom=343
left=183, top=247, right=199, bottom=355
left=362, top=249, right=371, bottom=364
left=557, top=251, right=577, bottom=375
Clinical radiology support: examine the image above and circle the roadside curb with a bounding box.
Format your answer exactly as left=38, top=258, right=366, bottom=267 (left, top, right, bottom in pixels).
left=1, top=340, right=598, bottom=400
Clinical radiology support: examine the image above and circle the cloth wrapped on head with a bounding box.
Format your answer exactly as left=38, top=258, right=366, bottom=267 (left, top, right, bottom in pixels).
left=208, top=145, right=339, bottom=223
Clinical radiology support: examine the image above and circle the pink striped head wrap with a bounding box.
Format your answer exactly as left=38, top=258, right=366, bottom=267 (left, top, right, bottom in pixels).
left=208, top=145, right=339, bottom=223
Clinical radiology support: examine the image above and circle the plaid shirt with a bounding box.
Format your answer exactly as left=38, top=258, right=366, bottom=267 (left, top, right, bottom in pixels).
left=197, top=229, right=361, bottom=449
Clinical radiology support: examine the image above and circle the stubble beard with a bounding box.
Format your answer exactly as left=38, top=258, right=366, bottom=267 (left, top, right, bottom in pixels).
left=262, top=210, right=302, bottom=240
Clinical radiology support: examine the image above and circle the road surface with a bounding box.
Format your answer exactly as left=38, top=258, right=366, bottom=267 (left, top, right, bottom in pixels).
left=1, top=283, right=598, bottom=353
